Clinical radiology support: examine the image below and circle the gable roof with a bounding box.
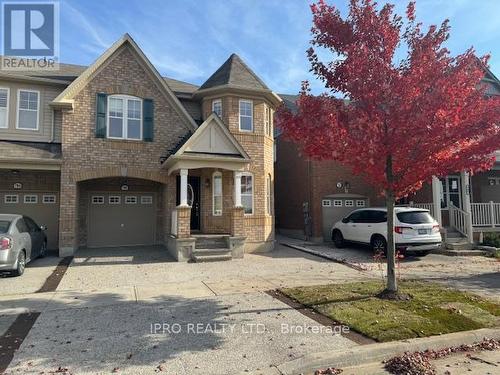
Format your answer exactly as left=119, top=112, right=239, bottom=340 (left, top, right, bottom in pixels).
left=50, top=33, right=197, bottom=131
left=199, top=53, right=269, bottom=91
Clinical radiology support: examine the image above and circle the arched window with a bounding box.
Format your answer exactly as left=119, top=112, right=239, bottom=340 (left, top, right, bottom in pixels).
left=213, top=171, right=223, bottom=216
left=107, top=95, right=142, bottom=140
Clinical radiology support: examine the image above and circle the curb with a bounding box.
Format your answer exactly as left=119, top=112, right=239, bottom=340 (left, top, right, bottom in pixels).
left=433, top=248, right=490, bottom=256
left=241, top=328, right=500, bottom=375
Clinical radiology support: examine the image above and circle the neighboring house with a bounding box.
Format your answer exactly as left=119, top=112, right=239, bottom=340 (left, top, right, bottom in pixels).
left=0, top=34, right=279, bottom=261
left=275, top=68, right=500, bottom=244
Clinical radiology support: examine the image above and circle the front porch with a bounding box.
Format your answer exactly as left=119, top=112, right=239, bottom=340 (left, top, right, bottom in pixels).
left=411, top=167, right=500, bottom=244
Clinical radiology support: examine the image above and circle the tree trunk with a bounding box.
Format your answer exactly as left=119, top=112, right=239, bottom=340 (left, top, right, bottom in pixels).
left=385, top=155, right=397, bottom=293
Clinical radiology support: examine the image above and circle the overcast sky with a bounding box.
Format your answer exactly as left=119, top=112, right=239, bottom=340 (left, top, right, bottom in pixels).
left=60, top=0, right=500, bottom=94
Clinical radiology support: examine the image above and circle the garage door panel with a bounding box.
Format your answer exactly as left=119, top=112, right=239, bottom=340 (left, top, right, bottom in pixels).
left=88, top=193, right=156, bottom=248
left=0, top=192, right=59, bottom=249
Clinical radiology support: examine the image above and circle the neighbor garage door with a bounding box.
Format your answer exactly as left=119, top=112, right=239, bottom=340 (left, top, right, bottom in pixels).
left=87, top=192, right=156, bottom=248
left=0, top=191, right=60, bottom=249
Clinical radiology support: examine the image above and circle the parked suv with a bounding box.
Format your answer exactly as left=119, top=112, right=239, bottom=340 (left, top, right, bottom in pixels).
left=331, top=207, right=442, bottom=256
left=0, top=214, right=47, bottom=276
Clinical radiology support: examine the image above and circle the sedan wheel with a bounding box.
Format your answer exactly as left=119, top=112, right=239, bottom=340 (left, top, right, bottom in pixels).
left=13, top=251, right=26, bottom=277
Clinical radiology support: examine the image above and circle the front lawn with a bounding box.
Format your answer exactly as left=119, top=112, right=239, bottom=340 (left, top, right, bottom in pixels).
left=280, top=281, right=500, bottom=342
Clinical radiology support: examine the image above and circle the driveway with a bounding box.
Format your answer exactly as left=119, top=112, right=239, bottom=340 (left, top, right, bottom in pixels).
left=1, top=243, right=366, bottom=374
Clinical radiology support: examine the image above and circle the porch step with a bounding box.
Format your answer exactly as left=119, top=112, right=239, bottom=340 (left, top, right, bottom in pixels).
left=192, top=250, right=232, bottom=263
left=193, top=235, right=229, bottom=249
left=445, top=241, right=473, bottom=251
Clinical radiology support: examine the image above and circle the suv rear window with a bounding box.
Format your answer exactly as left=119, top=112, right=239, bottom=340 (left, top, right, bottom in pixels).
left=0, top=220, right=11, bottom=233
left=397, top=211, right=434, bottom=224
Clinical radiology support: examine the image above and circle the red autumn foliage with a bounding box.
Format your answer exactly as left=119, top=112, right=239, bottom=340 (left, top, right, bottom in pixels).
left=276, top=0, right=500, bottom=199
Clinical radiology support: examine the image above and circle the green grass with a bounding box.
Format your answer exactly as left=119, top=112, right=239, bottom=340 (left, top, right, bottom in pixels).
left=281, top=281, right=500, bottom=342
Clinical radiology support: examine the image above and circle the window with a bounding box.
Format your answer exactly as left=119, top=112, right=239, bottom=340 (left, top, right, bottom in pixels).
left=322, top=199, right=332, bottom=207
left=141, top=196, right=153, bottom=205
left=212, top=99, right=222, bottom=117
left=264, top=104, right=272, bottom=136
left=24, top=195, right=38, bottom=204
left=125, top=196, right=137, bottom=204
left=241, top=173, right=253, bottom=215
left=333, top=200, right=342, bottom=207
left=109, top=195, right=121, bottom=204
left=345, top=200, right=354, bottom=207
left=356, top=200, right=365, bottom=207
left=397, top=211, right=434, bottom=224
left=42, top=195, right=56, bottom=204
left=212, top=172, right=222, bottom=216
left=266, top=174, right=272, bottom=215
left=0, top=88, right=9, bottom=128
left=17, top=90, right=39, bottom=130
left=92, top=196, right=104, bottom=204
left=239, top=99, right=253, bottom=132
left=4, top=194, right=18, bottom=204
left=107, top=95, right=142, bottom=140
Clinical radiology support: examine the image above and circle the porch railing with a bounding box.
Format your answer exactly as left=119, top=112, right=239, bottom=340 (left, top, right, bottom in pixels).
left=449, top=203, right=471, bottom=238
left=410, top=203, right=435, bottom=218
left=471, top=202, right=500, bottom=227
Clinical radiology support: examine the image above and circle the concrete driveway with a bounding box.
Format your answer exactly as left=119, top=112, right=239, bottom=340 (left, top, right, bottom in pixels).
left=1, top=243, right=366, bottom=374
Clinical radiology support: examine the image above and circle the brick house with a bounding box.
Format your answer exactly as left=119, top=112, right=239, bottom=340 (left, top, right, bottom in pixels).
left=0, top=34, right=280, bottom=261
left=275, top=69, right=500, bottom=244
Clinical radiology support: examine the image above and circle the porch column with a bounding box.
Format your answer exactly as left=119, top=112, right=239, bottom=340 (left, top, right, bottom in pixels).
left=234, top=171, right=242, bottom=207
left=431, top=176, right=442, bottom=226
left=460, top=170, right=474, bottom=243
left=179, top=169, right=189, bottom=207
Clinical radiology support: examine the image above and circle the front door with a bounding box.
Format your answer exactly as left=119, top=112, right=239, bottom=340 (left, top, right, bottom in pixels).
left=176, top=176, right=201, bottom=231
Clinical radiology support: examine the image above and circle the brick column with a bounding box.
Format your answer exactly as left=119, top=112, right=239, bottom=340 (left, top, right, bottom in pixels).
left=59, top=173, right=78, bottom=257
left=230, top=206, right=245, bottom=237
left=176, top=206, right=192, bottom=239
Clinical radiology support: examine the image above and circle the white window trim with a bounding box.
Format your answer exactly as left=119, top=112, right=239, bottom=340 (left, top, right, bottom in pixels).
left=241, top=172, right=254, bottom=215
left=4, top=194, right=18, bottom=204
left=356, top=200, right=366, bottom=207
left=212, top=171, right=223, bottom=216
left=125, top=195, right=138, bottom=204
left=24, top=194, right=38, bottom=204
left=92, top=196, right=104, bottom=205
left=0, top=87, right=10, bottom=129
left=109, top=195, right=121, bottom=204
left=16, top=89, right=40, bottom=131
left=322, top=199, right=332, bottom=207
left=141, top=195, right=153, bottom=204
left=345, top=200, right=354, bottom=207
left=333, top=200, right=343, bottom=207
left=238, top=99, right=253, bottom=132
left=42, top=194, right=56, bottom=204
left=212, top=98, right=222, bottom=117
left=264, top=104, right=270, bottom=136
left=266, top=174, right=272, bottom=215
left=106, top=94, right=143, bottom=141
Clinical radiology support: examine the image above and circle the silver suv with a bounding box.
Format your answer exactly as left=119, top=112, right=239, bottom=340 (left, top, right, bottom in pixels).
left=0, top=214, right=47, bottom=276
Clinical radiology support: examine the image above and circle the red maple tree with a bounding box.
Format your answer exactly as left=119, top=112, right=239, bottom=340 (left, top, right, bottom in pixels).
left=276, top=0, right=500, bottom=294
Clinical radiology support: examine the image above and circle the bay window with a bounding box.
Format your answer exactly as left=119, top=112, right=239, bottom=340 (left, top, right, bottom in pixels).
left=213, top=172, right=222, bottom=216
left=241, top=173, right=253, bottom=215
left=17, top=90, right=39, bottom=130
left=107, top=95, right=142, bottom=140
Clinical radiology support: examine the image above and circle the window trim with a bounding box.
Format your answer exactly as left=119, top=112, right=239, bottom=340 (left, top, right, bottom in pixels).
left=345, top=200, right=354, bottom=207
left=141, top=195, right=153, bottom=205
left=4, top=194, right=18, bottom=204
left=125, top=195, right=138, bottom=204
left=266, top=174, right=272, bottom=215
left=0, top=87, right=10, bottom=129
left=212, top=98, right=222, bottom=118
left=106, top=94, right=143, bottom=141
left=42, top=194, right=56, bottom=204
left=109, top=195, right=121, bottom=205
left=333, top=200, right=343, bottom=207
left=91, top=195, right=105, bottom=205
left=322, top=199, right=332, bottom=207
left=24, top=194, right=38, bottom=204
left=264, top=104, right=271, bottom=136
left=212, top=171, right=223, bottom=216
left=240, top=172, right=254, bottom=215
left=16, top=89, right=40, bottom=131
left=238, top=99, right=253, bottom=132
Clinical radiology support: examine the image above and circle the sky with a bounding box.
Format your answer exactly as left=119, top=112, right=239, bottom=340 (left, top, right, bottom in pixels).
left=59, top=0, right=500, bottom=95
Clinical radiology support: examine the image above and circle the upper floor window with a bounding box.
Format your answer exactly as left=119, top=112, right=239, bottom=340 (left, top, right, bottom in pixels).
left=266, top=174, right=272, bottom=215
left=264, top=104, right=271, bottom=136
left=239, top=99, right=253, bottom=132
left=0, top=88, right=9, bottom=129
left=107, top=95, right=142, bottom=140
left=241, top=172, right=253, bottom=215
left=17, top=90, right=39, bottom=130
left=213, top=172, right=222, bottom=216
left=212, top=99, right=222, bottom=118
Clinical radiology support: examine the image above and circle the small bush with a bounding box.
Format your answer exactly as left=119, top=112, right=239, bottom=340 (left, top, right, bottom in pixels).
left=482, top=233, right=500, bottom=248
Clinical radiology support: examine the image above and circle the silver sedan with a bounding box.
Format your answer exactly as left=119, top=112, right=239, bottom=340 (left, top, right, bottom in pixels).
left=0, top=214, right=48, bottom=276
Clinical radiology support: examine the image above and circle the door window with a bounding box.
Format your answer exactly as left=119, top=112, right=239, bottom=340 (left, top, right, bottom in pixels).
left=439, top=176, right=461, bottom=209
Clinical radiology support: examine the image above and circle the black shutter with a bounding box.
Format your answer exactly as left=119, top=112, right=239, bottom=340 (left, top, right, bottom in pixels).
left=143, top=99, right=154, bottom=142
left=95, top=93, right=107, bottom=138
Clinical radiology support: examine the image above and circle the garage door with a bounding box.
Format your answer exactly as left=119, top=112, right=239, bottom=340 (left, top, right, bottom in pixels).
left=87, top=192, right=156, bottom=248
left=0, top=191, right=60, bottom=249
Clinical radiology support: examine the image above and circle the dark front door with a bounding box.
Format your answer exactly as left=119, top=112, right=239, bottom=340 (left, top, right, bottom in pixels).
left=176, top=175, right=201, bottom=231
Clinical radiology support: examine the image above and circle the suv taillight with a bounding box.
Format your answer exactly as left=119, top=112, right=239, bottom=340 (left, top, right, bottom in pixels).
left=394, top=226, right=412, bottom=234
left=432, top=224, right=440, bottom=233
left=0, top=237, right=11, bottom=250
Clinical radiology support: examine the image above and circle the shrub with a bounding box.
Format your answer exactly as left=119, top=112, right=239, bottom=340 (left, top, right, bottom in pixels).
left=482, top=233, right=500, bottom=248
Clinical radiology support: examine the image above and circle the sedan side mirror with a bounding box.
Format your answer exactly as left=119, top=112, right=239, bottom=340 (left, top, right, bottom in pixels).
left=40, top=225, right=47, bottom=231
left=341, top=218, right=349, bottom=224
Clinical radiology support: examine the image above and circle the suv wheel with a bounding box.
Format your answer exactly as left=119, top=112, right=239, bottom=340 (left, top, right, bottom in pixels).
left=13, top=251, right=26, bottom=277
left=332, top=230, right=345, bottom=248
left=371, top=235, right=387, bottom=255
